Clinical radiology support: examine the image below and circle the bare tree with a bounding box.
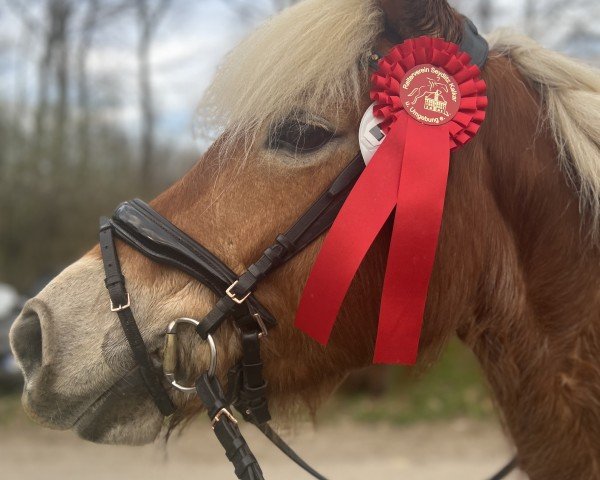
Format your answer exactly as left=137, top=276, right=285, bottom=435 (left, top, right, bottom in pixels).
left=4, top=10, right=34, bottom=167
left=75, top=0, right=135, bottom=174
left=135, top=0, right=172, bottom=186
left=75, top=0, right=100, bottom=174
left=51, top=0, right=73, bottom=173
left=523, top=0, right=600, bottom=43
left=5, top=0, right=47, bottom=167
left=14, top=0, right=74, bottom=173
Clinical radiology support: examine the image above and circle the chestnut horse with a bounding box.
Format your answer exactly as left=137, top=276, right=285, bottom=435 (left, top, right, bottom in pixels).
left=9, top=0, right=600, bottom=478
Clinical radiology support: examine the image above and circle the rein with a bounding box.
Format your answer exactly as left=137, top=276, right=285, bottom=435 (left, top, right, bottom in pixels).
left=98, top=18, right=516, bottom=480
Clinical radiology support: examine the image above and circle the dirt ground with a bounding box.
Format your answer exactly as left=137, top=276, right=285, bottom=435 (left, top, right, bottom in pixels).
left=0, top=414, right=526, bottom=480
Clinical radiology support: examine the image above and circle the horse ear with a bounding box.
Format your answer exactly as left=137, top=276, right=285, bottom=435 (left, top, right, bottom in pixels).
left=378, top=0, right=463, bottom=44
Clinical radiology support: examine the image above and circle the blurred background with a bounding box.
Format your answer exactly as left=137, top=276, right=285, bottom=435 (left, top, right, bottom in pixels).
left=0, top=0, right=598, bottom=478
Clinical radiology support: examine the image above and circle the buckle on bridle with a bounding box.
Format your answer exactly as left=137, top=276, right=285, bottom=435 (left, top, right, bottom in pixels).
left=226, top=281, right=252, bottom=304
left=232, top=312, right=269, bottom=340
left=211, top=407, right=238, bottom=429
left=110, top=293, right=131, bottom=312
left=253, top=313, right=268, bottom=339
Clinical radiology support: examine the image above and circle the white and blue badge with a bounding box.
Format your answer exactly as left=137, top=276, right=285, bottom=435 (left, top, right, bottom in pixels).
left=358, top=102, right=385, bottom=166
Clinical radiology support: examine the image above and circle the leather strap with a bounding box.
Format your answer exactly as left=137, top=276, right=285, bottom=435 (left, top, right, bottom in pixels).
left=220, top=324, right=327, bottom=480
left=235, top=330, right=271, bottom=425
left=231, top=154, right=366, bottom=299
left=201, top=154, right=366, bottom=337
left=213, top=357, right=330, bottom=480
left=196, top=373, right=264, bottom=480
left=460, top=17, right=489, bottom=70
left=99, top=219, right=175, bottom=417
left=488, top=457, right=518, bottom=480
left=196, top=296, right=241, bottom=339
left=255, top=423, right=328, bottom=480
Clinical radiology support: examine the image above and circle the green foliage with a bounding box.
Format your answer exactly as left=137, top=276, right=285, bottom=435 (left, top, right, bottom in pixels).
left=324, top=340, right=493, bottom=424
left=0, top=104, right=191, bottom=291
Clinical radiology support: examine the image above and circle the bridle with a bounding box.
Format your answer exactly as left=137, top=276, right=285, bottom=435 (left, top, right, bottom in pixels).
left=100, top=154, right=364, bottom=479
left=98, top=18, right=516, bottom=480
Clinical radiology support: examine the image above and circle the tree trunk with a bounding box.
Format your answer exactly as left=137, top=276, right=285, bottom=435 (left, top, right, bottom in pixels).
left=135, top=0, right=171, bottom=188
left=76, top=0, right=100, bottom=176
left=53, top=0, right=71, bottom=175
left=34, top=4, right=56, bottom=163
left=138, top=21, right=154, bottom=186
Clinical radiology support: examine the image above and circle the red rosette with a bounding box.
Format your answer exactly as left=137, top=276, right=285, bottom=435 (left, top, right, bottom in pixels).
left=295, top=36, right=489, bottom=365
left=370, top=36, right=487, bottom=150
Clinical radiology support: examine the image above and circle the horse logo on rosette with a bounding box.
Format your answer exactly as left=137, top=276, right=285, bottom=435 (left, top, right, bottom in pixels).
left=399, top=65, right=461, bottom=125
left=407, top=76, right=450, bottom=116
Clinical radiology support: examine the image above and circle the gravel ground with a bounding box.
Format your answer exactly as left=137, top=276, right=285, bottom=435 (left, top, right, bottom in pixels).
left=0, top=415, right=526, bottom=480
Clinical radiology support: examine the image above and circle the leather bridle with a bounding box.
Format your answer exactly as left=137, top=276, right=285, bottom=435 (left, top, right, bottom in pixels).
left=100, top=154, right=365, bottom=479
left=98, top=19, right=516, bottom=480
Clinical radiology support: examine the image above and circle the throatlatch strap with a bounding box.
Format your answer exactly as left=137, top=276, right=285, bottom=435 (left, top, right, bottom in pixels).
left=99, top=218, right=175, bottom=417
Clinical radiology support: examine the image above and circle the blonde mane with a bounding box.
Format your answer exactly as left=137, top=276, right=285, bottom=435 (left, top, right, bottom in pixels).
left=196, top=0, right=382, bottom=153
left=487, top=30, right=600, bottom=241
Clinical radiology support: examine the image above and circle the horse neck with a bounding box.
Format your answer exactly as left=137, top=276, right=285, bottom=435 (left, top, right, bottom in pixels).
left=457, top=56, right=600, bottom=478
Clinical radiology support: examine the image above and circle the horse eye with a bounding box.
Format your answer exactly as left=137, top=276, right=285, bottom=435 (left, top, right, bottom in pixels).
left=268, top=121, right=335, bottom=154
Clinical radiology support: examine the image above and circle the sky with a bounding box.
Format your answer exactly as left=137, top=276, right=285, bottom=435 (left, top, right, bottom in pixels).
left=0, top=0, right=270, bottom=152
left=85, top=0, right=269, bottom=148
left=0, top=0, right=598, bottom=154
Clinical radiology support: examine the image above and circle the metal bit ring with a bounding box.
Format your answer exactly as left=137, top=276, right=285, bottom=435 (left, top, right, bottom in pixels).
left=163, top=317, right=217, bottom=393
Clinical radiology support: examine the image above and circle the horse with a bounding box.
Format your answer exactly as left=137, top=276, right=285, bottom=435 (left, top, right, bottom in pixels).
left=9, top=0, right=600, bottom=478
left=407, top=77, right=450, bottom=106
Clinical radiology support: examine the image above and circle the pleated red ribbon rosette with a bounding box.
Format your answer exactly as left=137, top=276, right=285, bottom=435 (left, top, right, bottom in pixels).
left=295, top=36, right=488, bottom=364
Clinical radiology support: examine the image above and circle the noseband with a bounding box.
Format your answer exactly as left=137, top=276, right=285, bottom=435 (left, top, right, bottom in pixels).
left=98, top=19, right=515, bottom=480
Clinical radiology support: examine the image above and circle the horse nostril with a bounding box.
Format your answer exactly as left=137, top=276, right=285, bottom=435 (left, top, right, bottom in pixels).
left=10, top=309, right=43, bottom=379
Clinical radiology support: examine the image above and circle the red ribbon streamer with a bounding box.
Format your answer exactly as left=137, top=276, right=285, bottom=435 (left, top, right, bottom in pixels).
left=295, top=114, right=408, bottom=344
left=374, top=120, right=449, bottom=363
left=295, top=37, right=487, bottom=364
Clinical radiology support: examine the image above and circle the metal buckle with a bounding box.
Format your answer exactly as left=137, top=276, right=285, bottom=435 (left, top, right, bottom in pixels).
left=232, top=312, right=269, bottom=340
left=226, top=281, right=252, bottom=305
left=253, top=313, right=268, bottom=339
left=163, top=317, right=217, bottom=393
left=211, top=407, right=238, bottom=429
left=110, top=293, right=131, bottom=312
